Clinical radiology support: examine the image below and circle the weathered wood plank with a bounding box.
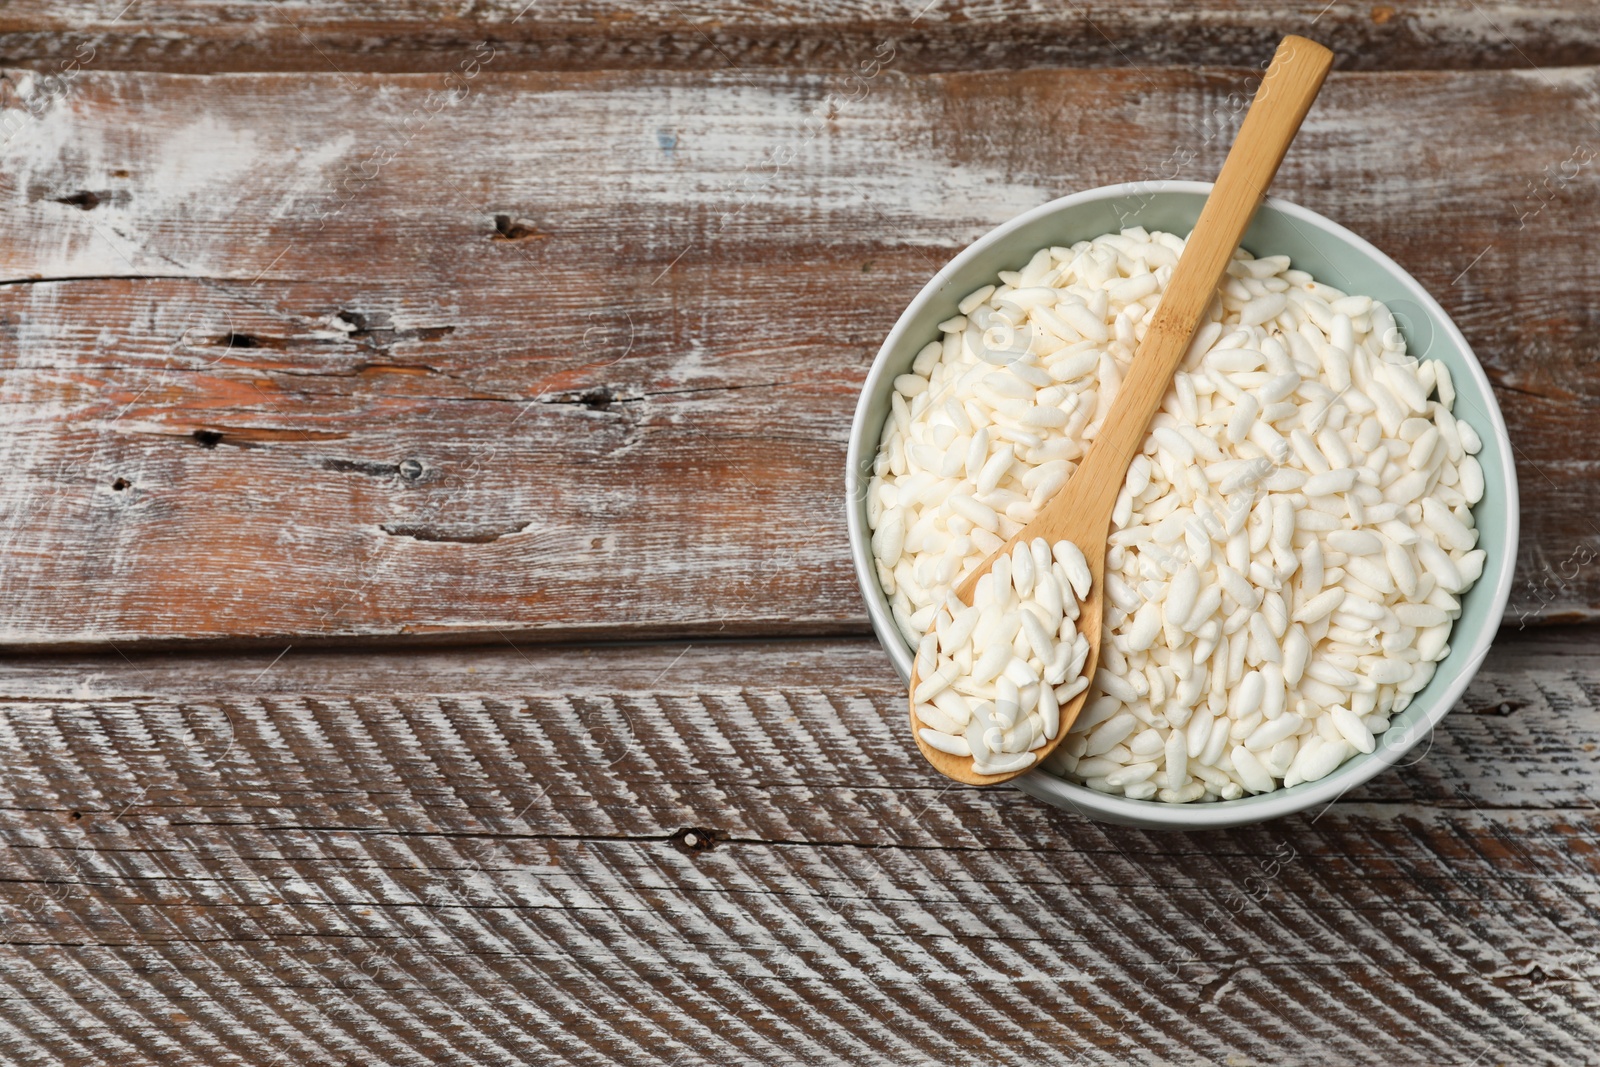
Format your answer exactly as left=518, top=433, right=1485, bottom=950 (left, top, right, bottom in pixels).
left=2, top=1, right=1598, bottom=74
left=0, top=631, right=1596, bottom=1064
left=0, top=628, right=1595, bottom=815
left=0, top=66, right=1597, bottom=647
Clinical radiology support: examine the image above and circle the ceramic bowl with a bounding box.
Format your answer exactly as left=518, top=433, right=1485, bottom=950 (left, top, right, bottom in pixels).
left=845, top=180, right=1519, bottom=829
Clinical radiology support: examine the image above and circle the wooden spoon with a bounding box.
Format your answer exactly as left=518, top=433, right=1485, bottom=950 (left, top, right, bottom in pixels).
left=909, top=35, right=1335, bottom=785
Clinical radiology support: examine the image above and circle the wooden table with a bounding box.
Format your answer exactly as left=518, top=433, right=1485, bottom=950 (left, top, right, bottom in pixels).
left=2, top=4, right=1598, bottom=1063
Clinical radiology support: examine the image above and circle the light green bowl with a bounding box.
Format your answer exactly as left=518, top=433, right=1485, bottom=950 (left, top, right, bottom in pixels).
left=845, top=181, right=1519, bottom=829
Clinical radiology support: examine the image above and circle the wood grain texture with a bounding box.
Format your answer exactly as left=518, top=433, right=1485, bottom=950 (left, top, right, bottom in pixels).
left=0, top=630, right=1596, bottom=1065
left=1, top=65, right=1598, bottom=648
left=2, top=12, right=1593, bottom=1065
left=1, top=1, right=1599, bottom=74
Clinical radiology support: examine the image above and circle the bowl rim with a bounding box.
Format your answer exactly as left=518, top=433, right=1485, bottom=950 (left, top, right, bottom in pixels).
left=845, top=179, right=1520, bottom=829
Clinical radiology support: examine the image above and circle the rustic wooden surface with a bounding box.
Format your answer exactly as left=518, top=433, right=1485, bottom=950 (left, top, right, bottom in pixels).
left=2, top=4, right=1599, bottom=1064
left=1, top=633, right=1599, bottom=1065
left=2, top=63, right=1600, bottom=646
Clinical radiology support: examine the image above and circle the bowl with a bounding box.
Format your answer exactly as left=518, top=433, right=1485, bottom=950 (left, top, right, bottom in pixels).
left=845, top=180, right=1519, bottom=829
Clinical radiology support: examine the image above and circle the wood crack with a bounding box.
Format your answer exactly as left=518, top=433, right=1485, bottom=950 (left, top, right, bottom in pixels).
left=0, top=273, right=199, bottom=288
left=377, top=520, right=536, bottom=544
left=535, top=380, right=794, bottom=412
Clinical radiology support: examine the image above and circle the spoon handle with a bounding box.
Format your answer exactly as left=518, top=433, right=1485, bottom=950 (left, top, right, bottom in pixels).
left=1067, top=35, right=1335, bottom=521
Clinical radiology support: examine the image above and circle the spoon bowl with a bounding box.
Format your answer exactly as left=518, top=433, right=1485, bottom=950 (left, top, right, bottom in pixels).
left=910, top=543, right=1107, bottom=785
